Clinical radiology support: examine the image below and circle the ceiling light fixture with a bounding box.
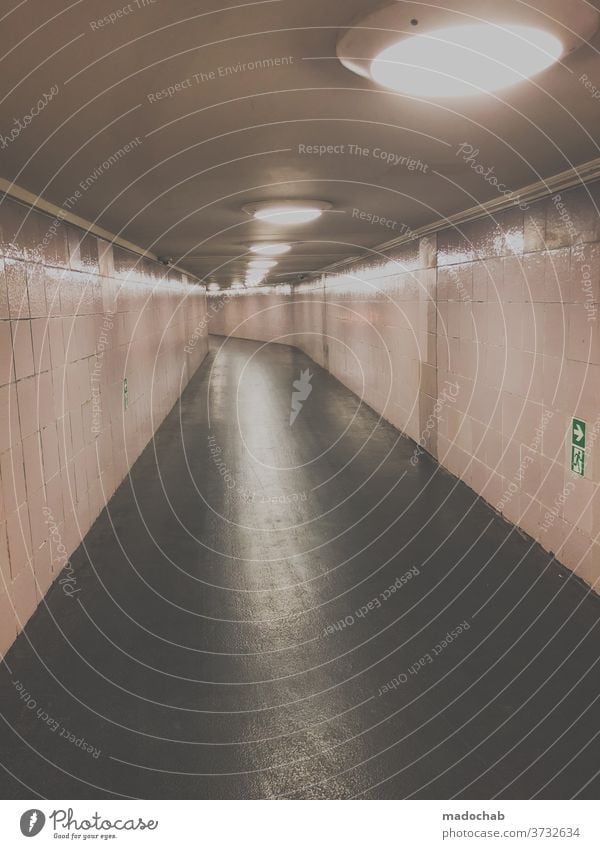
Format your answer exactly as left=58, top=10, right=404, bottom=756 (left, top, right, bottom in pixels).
left=250, top=243, right=291, bottom=256
left=248, top=259, right=278, bottom=269
left=370, top=24, right=563, bottom=97
left=245, top=272, right=266, bottom=286
left=337, top=1, right=599, bottom=98
left=243, top=200, right=332, bottom=226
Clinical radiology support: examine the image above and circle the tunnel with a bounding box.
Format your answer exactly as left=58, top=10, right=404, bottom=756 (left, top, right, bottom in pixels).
left=0, top=0, right=600, bottom=818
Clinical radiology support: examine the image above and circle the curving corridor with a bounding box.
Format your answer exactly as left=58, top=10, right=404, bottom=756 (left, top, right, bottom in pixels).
left=1, top=335, right=599, bottom=800
left=2, top=0, right=600, bottom=829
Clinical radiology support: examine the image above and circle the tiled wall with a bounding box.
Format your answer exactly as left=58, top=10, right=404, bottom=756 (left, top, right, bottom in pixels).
left=311, top=237, right=437, bottom=450
left=0, top=197, right=208, bottom=656
left=286, top=278, right=327, bottom=369
left=209, top=182, right=600, bottom=590
left=208, top=286, right=296, bottom=346
left=436, top=188, right=600, bottom=589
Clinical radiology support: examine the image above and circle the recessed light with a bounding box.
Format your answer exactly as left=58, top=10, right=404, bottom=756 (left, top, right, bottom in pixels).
left=371, top=24, right=563, bottom=97
left=243, top=200, right=331, bottom=226
left=250, top=243, right=291, bottom=256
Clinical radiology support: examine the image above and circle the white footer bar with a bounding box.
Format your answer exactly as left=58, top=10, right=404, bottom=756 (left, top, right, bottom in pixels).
left=0, top=800, right=598, bottom=847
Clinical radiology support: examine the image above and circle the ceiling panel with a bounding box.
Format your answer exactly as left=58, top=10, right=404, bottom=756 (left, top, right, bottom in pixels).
left=1, top=0, right=599, bottom=286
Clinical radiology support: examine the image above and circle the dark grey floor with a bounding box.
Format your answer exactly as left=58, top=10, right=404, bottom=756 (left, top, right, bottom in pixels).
left=1, top=335, right=599, bottom=799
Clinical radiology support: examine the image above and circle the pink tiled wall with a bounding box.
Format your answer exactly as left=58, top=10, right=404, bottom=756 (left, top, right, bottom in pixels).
left=288, top=278, right=327, bottom=369
left=0, top=197, right=208, bottom=657
left=209, top=182, right=600, bottom=591
left=436, top=187, right=600, bottom=589
left=208, top=286, right=296, bottom=345
left=310, top=237, right=437, bottom=449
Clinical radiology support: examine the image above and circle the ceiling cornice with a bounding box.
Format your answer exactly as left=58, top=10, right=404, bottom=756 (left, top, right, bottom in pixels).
left=318, top=155, right=600, bottom=276
left=0, top=177, right=198, bottom=282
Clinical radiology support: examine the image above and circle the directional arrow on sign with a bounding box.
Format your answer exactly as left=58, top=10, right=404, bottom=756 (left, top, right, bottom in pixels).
left=573, top=423, right=585, bottom=443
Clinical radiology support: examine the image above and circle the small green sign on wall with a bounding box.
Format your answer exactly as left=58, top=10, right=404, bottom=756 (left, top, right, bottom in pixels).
left=572, top=418, right=586, bottom=449
left=123, top=377, right=129, bottom=410
left=570, top=417, right=586, bottom=476
left=571, top=445, right=585, bottom=477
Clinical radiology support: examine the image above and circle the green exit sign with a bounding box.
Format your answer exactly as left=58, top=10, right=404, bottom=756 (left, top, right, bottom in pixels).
left=570, top=417, right=586, bottom=476
left=571, top=445, right=585, bottom=477
left=571, top=418, right=586, bottom=449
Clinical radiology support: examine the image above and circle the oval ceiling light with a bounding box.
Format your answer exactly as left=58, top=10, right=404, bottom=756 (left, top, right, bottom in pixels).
left=248, top=259, right=278, bottom=269
left=337, top=0, right=600, bottom=98
left=256, top=206, right=322, bottom=225
left=245, top=272, right=266, bottom=286
left=243, top=200, right=332, bottom=226
left=371, top=24, right=562, bottom=97
left=250, top=243, right=291, bottom=256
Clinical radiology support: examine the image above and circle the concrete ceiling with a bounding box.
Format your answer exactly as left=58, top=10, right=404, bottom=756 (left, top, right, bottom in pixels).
left=1, top=0, right=600, bottom=287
